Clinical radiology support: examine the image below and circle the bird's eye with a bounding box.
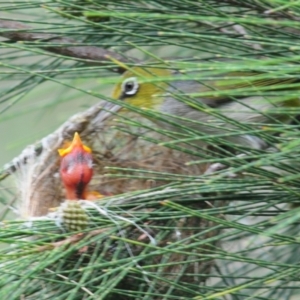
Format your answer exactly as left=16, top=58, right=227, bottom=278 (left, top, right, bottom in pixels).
left=121, top=77, right=139, bottom=96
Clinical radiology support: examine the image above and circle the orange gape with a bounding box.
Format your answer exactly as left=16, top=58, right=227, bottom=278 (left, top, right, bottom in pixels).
left=58, top=132, right=93, bottom=200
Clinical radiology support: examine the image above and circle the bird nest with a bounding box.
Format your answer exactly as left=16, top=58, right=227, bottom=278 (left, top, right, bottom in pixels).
left=2, top=101, right=227, bottom=298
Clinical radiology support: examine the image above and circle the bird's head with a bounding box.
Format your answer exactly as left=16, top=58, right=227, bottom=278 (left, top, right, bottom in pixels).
left=112, top=67, right=171, bottom=110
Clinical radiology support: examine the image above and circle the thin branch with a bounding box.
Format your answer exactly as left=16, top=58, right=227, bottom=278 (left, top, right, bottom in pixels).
left=37, top=229, right=107, bottom=252
left=0, top=20, right=139, bottom=73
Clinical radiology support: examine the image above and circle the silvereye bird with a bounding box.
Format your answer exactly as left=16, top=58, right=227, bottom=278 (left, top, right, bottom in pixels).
left=112, top=67, right=300, bottom=150
left=58, top=132, right=93, bottom=200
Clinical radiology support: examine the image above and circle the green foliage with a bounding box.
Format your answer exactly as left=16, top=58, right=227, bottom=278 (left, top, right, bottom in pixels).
left=1, top=0, right=300, bottom=299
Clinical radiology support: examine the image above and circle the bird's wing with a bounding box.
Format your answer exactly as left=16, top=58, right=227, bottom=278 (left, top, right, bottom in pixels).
left=197, top=71, right=299, bottom=106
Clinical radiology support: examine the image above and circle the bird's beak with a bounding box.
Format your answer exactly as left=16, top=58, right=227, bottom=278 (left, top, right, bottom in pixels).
left=58, top=132, right=91, bottom=157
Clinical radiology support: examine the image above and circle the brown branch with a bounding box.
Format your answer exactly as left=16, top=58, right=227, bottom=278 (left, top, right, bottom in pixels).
left=0, top=20, right=139, bottom=73
left=36, top=228, right=107, bottom=252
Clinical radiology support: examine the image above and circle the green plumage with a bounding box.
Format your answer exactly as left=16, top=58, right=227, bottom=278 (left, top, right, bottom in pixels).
left=112, top=66, right=300, bottom=149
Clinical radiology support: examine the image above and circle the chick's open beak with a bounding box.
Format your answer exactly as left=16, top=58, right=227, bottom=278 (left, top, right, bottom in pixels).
left=58, top=132, right=91, bottom=157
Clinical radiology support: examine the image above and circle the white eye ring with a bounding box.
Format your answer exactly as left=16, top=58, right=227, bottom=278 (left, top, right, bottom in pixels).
left=121, top=77, right=139, bottom=96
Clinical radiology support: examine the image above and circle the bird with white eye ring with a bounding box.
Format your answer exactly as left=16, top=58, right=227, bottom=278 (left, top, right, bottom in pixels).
left=112, top=66, right=300, bottom=150
left=120, top=77, right=140, bottom=99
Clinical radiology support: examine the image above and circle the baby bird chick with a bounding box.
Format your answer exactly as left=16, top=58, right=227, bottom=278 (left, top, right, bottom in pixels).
left=58, top=132, right=93, bottom=200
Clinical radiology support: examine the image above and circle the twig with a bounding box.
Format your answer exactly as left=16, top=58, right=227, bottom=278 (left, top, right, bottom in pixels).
left=45, top=268, right=94, bottom=296
left=37, top=228, right=107, bottom=252
left=0, top=20, right=139, bottom=73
